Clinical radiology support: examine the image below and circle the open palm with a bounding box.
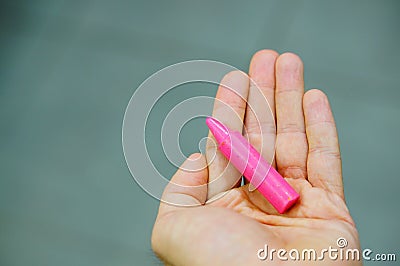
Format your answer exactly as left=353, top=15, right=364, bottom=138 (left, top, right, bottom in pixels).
left=152, top=50, right=360, bottom=265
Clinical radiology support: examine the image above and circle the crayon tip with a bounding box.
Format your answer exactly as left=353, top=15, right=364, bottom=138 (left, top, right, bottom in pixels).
left=206, top=117, right=230, bottom=144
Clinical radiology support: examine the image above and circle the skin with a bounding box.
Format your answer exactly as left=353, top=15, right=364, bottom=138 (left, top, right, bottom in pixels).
left=151, top=50, right=361, bottom=265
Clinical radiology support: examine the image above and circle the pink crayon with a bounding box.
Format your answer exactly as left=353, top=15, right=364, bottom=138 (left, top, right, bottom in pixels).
left=206, top=117, right=299, bottom=213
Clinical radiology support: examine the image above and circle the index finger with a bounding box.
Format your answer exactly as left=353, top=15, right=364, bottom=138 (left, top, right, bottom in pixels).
left=206, top=71, right=249, bottom=200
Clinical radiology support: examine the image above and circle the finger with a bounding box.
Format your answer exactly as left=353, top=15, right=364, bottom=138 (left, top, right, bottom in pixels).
left=244, top=50, right=278, bottom=168
left=275, top=53, right=308, bottom=179
left=303, top=89, right=344, bottom=198
left=206, top=71, right=249, bottom=199
left=159, top=153, right=209, bottom=215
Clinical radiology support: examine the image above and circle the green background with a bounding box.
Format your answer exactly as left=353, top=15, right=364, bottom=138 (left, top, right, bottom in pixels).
left=1, top=0, right=399, bottom=265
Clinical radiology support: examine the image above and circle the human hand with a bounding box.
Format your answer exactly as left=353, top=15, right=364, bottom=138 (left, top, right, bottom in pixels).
left=152, top=50, right=360, bottom=265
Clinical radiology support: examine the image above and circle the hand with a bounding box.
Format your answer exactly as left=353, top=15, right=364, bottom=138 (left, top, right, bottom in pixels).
left=151, top=50, right=360, bottom=265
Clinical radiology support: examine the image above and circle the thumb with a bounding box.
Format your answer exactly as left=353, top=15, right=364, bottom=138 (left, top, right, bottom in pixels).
left=152, top=153, right=209, bottom=263
left=159, top=153, right=209, bottom=214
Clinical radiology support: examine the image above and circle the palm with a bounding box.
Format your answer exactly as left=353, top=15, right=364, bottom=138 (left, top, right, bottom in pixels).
left=209, top=181, right=358, bottom=253
left=152, top=50, right=360, bottom=265
left=197, top=165, right=358, bottom=265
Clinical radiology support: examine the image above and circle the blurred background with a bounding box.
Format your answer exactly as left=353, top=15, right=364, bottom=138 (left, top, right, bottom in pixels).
left=1, top=0, right=399, bottom=265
